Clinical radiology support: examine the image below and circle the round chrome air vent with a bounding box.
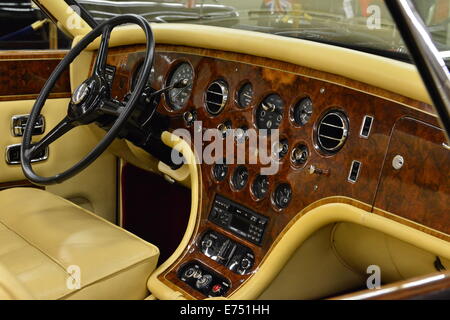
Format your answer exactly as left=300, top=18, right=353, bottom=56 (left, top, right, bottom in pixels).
left=316, top=111, right=349, bottom=154
left=205, top=80, right=228, bottom=115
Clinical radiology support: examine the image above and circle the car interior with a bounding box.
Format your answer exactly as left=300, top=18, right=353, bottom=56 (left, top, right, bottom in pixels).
left=0, top=0, right=449, bottom=300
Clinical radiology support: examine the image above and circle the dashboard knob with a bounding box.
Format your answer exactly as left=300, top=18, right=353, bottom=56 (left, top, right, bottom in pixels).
left=291, top=144, right=309, bottom=166
left=308, top=165, right=330, bottom=176
left=196, top=274, right=213, bottom=290
left=217, top=121, right=231, bottom=138
left=184, top=267, right=198, bottom=279
left=273, top=183, right=292, bottom=209
left=261, top=102, right=275, bottom=112
left=273, top=139, right=289, bottom=159
left=183, top=111, right=196, bottom=126
left=202, top=238, right=213, bottom=249
left=240, top=258, right=252, bottom=270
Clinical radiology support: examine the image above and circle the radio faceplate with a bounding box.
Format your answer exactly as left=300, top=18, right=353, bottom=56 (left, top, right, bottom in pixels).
left=208, top=195, right=269, bottom=246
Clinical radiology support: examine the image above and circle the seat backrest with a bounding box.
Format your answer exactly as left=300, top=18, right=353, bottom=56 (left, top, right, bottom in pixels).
left=0, top=264, right=34, bottom=300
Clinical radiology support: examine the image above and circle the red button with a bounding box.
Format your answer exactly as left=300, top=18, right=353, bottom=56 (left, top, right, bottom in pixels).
left=212, top=284, right=222, bottom=293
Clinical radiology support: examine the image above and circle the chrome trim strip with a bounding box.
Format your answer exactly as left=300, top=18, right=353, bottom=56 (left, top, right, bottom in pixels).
left=347, top=160, right=362, bottom=183
left=359, top=115, right=374, bottom=139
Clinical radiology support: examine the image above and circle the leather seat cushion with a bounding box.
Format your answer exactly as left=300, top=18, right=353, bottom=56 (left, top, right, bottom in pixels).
left=0, top=187, right=159, bottom=300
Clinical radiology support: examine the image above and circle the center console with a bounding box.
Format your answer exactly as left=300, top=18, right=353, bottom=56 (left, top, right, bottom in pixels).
left=168, top=195, right=269, bottom=298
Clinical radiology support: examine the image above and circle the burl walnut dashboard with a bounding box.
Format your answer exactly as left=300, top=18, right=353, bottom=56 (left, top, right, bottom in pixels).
left=105, top=44, right=450, bottom=299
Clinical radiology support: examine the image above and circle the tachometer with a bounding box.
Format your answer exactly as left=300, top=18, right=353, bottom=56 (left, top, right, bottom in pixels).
left=167, top=62, right=194, bottom=110
left=256, top=94, right=284, bottom=132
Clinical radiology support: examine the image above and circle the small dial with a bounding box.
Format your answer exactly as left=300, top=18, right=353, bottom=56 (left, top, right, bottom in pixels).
left=252, top=175, right=269, bottom=200
left=273, top=183, right=292, bottom=209
left=273, top=139, right=289, bottom=160
left=293, top=97, right=313, bottom=126
left=167, top=62, right=194, bottom=110
left=231, top=166, right=249, bottom=191
left=212, top=160, right=228, bottom=182
left=291, top=144, right=309, bottom=166
left=256, top=94, right=284, bottom=132
left=237, top=82, right=254, bottom=108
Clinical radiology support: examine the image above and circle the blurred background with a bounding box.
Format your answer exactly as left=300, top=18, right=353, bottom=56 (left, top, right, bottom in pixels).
left=1, top=0, right=449, bottom=55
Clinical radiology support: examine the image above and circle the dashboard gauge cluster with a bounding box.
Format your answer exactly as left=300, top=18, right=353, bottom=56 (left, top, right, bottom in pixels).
left=255, top=94, right=284, bottom=132
left=159, top=61, right=321, bottom=213
left=166, top=62, right=194, bottom=110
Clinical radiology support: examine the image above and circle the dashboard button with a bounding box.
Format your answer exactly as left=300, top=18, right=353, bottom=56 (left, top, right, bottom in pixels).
left=212, top=284, right=223, bottom=295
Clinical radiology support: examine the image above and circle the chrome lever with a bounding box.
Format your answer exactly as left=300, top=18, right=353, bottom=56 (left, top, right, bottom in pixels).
left=11, top=114, right=45, bottom=137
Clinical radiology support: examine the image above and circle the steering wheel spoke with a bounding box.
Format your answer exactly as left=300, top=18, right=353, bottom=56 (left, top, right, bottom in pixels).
left=93, top=25, right=112, bottom=76
left=30, top=117, right=76, bottom=157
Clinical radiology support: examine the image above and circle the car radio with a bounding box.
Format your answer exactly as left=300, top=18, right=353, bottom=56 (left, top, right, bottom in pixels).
left=208, top=195, right=269, bottom=246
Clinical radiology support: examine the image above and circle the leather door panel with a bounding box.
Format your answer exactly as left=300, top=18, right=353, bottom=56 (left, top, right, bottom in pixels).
left=0, top=50, right=117, bottom=222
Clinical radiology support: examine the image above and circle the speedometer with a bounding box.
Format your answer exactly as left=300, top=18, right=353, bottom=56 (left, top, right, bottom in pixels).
left=167, top=62, right=194, bottom=110
left=256, top=94, right=284, bottom=132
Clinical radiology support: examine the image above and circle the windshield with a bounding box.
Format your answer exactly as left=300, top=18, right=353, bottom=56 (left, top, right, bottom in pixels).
left=75, top=0, right=450, bottom=60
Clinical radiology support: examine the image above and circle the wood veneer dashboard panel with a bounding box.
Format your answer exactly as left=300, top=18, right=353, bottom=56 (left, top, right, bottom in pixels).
left=375, top=118, right=450, bottom=234
left=106, top=44, right=446, bottom=299
left=0, top=50, right=71, bottom=101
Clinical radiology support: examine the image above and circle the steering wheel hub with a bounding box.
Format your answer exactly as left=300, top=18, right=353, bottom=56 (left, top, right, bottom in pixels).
left=71, top=82, right=90, bottom=105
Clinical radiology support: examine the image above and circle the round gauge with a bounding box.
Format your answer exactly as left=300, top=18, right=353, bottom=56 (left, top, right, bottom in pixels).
left=293, top=97, right=313, bottom=126
left=273, top=183, right=292, bottom=209
left=167, top=62, right=194, bottom=110
left=252, top=175, right=269, bottom=200
left=273, top=139, right=289, bottom=160
left=231, top=166, right=249, bottom=191
left=256, top=94, right=284, bottom=132
left=212, top=160, right=228, bottom=182
left=237, top=82, right=254, bottom=108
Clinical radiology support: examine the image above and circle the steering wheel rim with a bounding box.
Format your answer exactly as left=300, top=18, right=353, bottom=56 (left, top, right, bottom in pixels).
left=21, top=14, right=154, bottom=185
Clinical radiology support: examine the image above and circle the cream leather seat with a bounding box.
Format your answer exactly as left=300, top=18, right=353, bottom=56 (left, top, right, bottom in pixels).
left=0, top=188, right=159, bottom=300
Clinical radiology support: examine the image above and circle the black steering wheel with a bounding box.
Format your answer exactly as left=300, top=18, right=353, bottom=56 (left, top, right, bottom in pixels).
left=21, top=15, right=154, bottom=185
